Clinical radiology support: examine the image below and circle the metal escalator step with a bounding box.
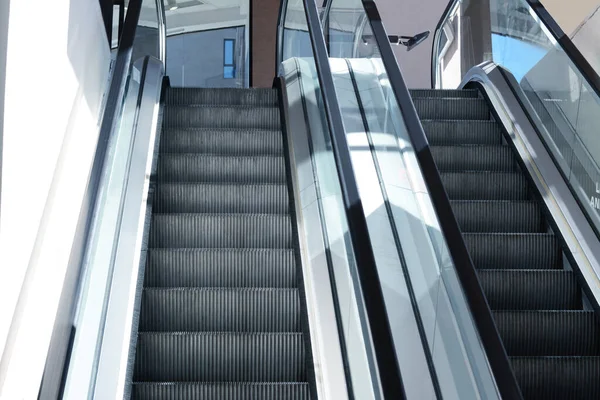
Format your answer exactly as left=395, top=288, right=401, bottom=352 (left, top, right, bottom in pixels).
left=410, top=89, right=480, bottom=98
left=451, top=201, right=543, bottom=233
left=431, top=145, right=517, bottom=172
left=134, top=332, right=306, bottom=382
left=154, top=183, right=289, bottom=214
left=132, top=382, right=310, bottom=400
left=494, top=311, right=600, bottom=356
left=160, top=129, right=284, bottom=155
left=157, top=154, right=286, bottom=184
left=441, top=172, right=529, bottom=200
left=413, top=98, right=489, bottom=120
left=166, top=88, right=278, bottom=107
left=421, top=120, right=502, bottom=145
left=463, top=233, right=561, bottom=269
left=149, top=214, right=292, bottom=249
left=511, top=356, right=600, bottom=399
left=139, top=288, right=300, bottom=332
left=478, top=270, right=581, bottom=310
left=144, top=249, right=296, bottom=288
left=164, top=106, right=281, bottom=130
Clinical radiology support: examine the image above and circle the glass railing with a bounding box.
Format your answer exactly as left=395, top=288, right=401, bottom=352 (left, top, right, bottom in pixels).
left=61, top=0, right=166, bottom=398
left=433, top=0, right=600, bottom=238
left=323, top=0, right=507, bottom=398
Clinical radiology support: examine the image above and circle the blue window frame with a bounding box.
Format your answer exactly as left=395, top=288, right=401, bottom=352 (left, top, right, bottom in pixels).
left=224, top=39, right=236, bottom=79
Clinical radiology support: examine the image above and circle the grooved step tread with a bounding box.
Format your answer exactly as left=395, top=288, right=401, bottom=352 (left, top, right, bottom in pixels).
left=160, top=129, right=284, bottom=155
left=451, top=200, right=544, bottom=233
left=413, top=97, right=490, bottom=120
left=132, top=382, right=310, bottom=400
left=431, top=145, right=517, bottom=172
left=410, top=89, right=480, bottom=98
left=144, top=248, right=296, bottom=288
left=157, top=154, right=286, bottom=184
left=134, top=332, right=306, bottom=382
left=139, top=288, right=301, bottom=332
left=421, top=120, right=503, bottom=145
left=149, top=213, right=293, bottom=249
left=478, top=270, right=580, bottom=310
left=154, top=183, right=289, bottom=214
left=164, top=106, right=281, bottom=130
left=494, top=311, right=600, bottom=356
left=463, top=233, right=561, bottom=270
left=166, top=88, right=279, bottom=107
left=441, top=171, right=530, bottom=200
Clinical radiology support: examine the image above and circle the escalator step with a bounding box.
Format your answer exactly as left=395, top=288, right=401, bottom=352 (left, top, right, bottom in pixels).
left=494, top=311, right=600, bottom=356
left=164, top=106, right=281, bottom=130
left=160, top=128, right=284, bottom=155
left=511, top=356, right=600, bottom=399
left=154, top=183, right=289, bottom=214
left=409, top=89, right=480, bottom=98
left=451, top=201, right=543, bottom=233
left=149, top=214, right=292, bottom=249
left=134, top=332, right=306, bottom=382
left=144, top=249, right=296, bottom=288
left=421, top=120, right=502, bottom=146
left=431, top=145, right=516, bottom=172
left=413, top=98, right=489, bottom=120
left=139, top=288, right=300, bottom=332
left=131, top=382, right=310, bottom=400
left=463, top=233, right=561, bottom=269
left=478, top=270, right=581, bottom=310
left=441, top=172, right=529, bottom=200
left=166, top=88, right=279, bottom=107
left=157, top=154, right=286, bottom=184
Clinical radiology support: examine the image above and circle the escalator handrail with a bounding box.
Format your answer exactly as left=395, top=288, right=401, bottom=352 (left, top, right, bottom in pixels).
left=277, top=1, right=407, bottom=398
left=431, top=0, right=600, bottom=99
left=358, top=1, right=524, bottom=398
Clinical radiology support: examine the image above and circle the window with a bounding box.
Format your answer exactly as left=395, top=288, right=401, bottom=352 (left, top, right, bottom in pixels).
left=223, top=39, right=236, bottom=79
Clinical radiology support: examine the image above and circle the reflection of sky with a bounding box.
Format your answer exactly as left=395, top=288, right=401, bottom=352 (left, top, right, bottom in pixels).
left=492, top=34, right=547, bottom=81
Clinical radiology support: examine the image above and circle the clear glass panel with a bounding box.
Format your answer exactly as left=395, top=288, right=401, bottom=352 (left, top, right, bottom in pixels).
left=325, top=0, right=500, bottom=397
left=134, top=0, right=160, bottom=62
left=433, top=0, right=600, bottom=244
left=164, top=0, right=250, bottom=87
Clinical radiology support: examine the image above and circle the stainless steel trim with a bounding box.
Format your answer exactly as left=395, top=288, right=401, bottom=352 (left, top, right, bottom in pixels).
left=462, top=62, right=600, bottom=306
left=91, top=56, right=164, bottom=400
left=156, top=0, right=167, bottom=64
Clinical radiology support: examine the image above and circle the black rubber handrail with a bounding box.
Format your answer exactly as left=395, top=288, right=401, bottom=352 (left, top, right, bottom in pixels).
left=360, top=1, right=524, bottom=398
left=276, top=1, right=407, bottom=398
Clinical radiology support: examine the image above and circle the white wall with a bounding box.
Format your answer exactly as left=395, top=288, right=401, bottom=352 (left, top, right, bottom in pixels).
left=0, top=0, right=110, bottom=396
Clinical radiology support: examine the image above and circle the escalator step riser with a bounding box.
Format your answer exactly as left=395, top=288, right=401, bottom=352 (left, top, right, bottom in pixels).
left=166, top=88, right=279, bottom=107
left=431, top=146, right=517, bottom=172
left=164, top=106, right=281, bottom=130
left=478, top=270, right=580, bottom=310
left=511, top=357, right=600, bottom=399
left=131, top=383, right=311, bottom=400
left=154, top=183, right=289, bottom=214
left=451, top=201, right=543, bottom=233
left=441, top=172, right=530, bottom=200
left=139, top=288, right=301, bottom=332
left=149, top=214, right=292, bottom=248
left=494, top=311, right=600, bottom=356
left=464, top=233, right=561, bottom=269
left=421, top=120, right=503, bottom=145
left=409, top=89, right=480, bottom=98
left=157, top=155, right=286, bottom=184
left=160, top=129, right=284, bottom=155
left=134, top=333, right=306, bottom=382
left=144, top=249, right=296, bottom=288
left=413, top=98, right=490, bottom=120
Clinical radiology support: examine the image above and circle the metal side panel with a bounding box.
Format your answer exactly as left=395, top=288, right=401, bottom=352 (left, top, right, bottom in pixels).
left=278, top=58, right=350, bottom=400
left=461, top=62, right=600, bottom=308
left=80, top=57, right=164, bottom=400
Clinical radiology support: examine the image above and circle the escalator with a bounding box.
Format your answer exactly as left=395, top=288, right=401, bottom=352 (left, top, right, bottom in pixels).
left=131, top=87, right=313, bottom=399
left=411, top=88, right=600, bottom=398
